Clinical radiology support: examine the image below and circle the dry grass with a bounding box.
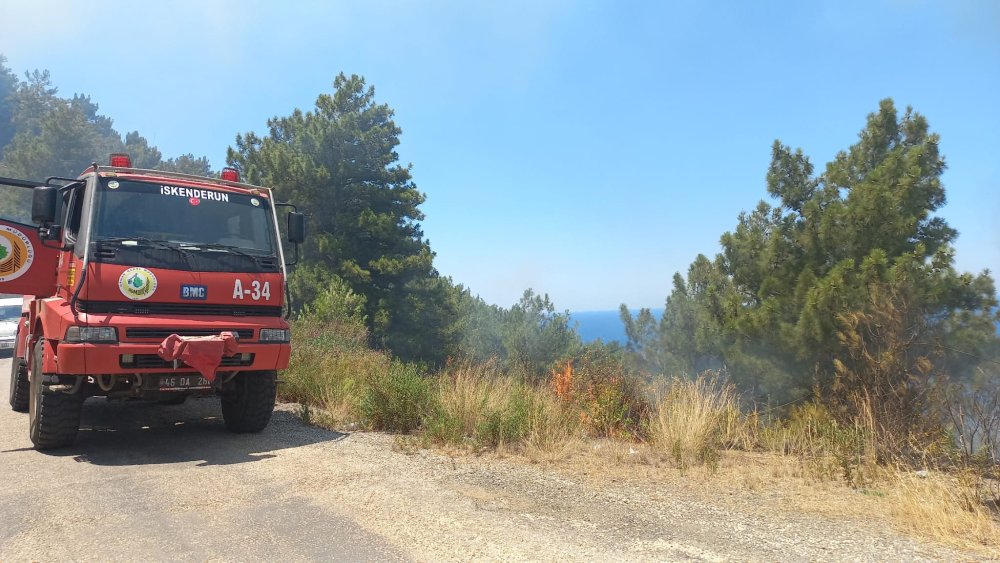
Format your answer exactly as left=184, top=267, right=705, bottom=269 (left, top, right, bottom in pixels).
left=522, top=389, right=581, bottom=462
left=648, top=374, right=744, bottom=471
left=750, top=401, right=1000, bottom=551
left=426, top=360, right=581, bottom=456
left=887, top=469, right=1000, bottom=549
left=431, top=360, right=520, bottom=440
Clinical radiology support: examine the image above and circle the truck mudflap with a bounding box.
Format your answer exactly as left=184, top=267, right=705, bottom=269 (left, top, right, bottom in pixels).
left=157, top=332, right=240, bottom=382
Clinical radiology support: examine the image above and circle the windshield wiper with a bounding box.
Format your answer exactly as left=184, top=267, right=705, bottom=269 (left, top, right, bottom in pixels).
left=94, top=237, right=196, bottom=266
left=178, top=243, right=268, bottom=267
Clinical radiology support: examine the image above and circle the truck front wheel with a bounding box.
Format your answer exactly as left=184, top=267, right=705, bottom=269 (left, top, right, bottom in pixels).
left=28, top=339, right=83, bottom=449
left=221, top=370, right=276, bottom=433
left=8, top=355, right=29, bottom=412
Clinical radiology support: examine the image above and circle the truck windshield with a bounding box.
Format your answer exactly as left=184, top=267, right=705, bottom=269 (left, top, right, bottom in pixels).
left=92, top=179, right=276, bottom=255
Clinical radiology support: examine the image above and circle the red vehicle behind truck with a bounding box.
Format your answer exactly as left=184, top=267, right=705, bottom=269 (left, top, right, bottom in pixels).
left=0, top=154, right=305, bottom=449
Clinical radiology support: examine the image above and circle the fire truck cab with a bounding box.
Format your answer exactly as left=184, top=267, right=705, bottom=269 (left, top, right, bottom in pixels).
left=1, top=155, right=305, bottom=449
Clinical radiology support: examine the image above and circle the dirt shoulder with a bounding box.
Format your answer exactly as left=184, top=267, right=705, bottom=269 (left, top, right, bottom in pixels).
left=255, top=405, right=984, bottom=562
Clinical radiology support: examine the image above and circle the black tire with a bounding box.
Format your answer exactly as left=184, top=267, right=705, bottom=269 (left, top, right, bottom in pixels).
left=221, top=371, right=276, bottom=433
left=9, top=354, right=29, bottom=412
left=28, top=339, right=83, bottom=449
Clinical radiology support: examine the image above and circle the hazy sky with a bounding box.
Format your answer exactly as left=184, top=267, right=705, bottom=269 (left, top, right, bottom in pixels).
left=2, top=0, right=998, bottom=311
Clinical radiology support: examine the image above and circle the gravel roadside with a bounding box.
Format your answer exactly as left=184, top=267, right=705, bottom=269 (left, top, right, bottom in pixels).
left=0, top=358, right=985, bottom=561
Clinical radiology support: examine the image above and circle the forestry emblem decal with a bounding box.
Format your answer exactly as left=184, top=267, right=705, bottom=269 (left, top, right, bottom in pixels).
left=118, top=267, right=158, bottom=300
left=0, top=225, right=35, bottom=282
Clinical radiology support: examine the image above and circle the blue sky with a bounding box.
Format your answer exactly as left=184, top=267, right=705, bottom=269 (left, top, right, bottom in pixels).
left=2, top=0, right=998, bottom=311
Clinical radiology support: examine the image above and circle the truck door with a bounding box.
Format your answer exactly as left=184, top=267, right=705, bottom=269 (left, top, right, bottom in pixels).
left=0, top=180, right=59, bottom=297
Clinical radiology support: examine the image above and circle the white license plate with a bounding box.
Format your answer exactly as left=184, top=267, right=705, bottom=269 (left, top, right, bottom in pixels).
left=158, top=375, right=211, bottom=389
left=0, top=341, right=14, bottom=349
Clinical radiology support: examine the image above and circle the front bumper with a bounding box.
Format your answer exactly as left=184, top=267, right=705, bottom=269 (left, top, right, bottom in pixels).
left=53, top=341, right=290, bottom=375
left=49, top=313, right=291, bottom=375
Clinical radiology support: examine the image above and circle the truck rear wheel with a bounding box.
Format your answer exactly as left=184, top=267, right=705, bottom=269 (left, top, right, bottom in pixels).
left=221, top=370, right=276, bottom=433
left=8, top=355, right=29, bottom=412
left=28, top=339, right=83, bottom=449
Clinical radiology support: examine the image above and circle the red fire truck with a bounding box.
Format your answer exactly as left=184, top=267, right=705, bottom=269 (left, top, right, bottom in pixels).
left=1, top=154, right=305, bottom=449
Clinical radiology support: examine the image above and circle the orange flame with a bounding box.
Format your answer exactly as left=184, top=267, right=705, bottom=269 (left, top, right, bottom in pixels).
left=552, top=359, right=573, bottom=401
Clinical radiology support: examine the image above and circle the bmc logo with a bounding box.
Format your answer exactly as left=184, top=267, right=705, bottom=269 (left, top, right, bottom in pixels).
left=180, top=285, right=207, bottom=300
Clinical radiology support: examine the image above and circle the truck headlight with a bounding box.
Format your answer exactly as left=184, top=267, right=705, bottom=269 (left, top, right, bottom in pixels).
left=259, top=328, right=290, bottom=343
left=65, top=326, right=119, bottom=343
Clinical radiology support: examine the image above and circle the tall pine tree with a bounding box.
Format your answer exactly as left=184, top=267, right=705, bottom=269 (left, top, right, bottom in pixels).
left=624, top=99, right=998, bottom=402
left=229, top=73, right=457, bottom=362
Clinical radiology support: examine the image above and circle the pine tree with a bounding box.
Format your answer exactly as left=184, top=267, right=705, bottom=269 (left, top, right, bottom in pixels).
left=624, top=99, right=998, bottom=402
left=229, top=73, right=457, bottom=361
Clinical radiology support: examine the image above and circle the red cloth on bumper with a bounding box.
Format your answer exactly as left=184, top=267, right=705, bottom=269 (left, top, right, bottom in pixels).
left=157, top=332, right=240, bottom=382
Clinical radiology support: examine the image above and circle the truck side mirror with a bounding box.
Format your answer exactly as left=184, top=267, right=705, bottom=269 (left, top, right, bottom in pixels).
left=287, top=212, right=306, bottom=244
left=31, top=186, right=58, bottom=226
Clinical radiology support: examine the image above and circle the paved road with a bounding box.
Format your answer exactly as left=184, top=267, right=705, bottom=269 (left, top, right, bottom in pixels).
left=0, top=358, right=406, bottom=562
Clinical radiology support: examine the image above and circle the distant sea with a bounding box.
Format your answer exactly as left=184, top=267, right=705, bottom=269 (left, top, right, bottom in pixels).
left=573, top=308, right=1000, bottom=343
left=570, top=309, right=664, bottom=344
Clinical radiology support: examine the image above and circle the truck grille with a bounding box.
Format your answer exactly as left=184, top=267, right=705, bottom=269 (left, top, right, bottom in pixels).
left=125, top=328, right=254, bottom=340
left=120, top=353, right=255, bottom=369
left=78, top=301, right=282, bottom=317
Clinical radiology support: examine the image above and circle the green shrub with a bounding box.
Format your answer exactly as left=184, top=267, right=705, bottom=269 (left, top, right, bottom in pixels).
left=423, top=406, right=466, bottom=445
left=361, top=362, right=433, bottom=433
left=475, top=387, right=533, bottom=448
left=281, top=314, right=390, bottom=426
left=560, top=346, right=650, bottom=439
